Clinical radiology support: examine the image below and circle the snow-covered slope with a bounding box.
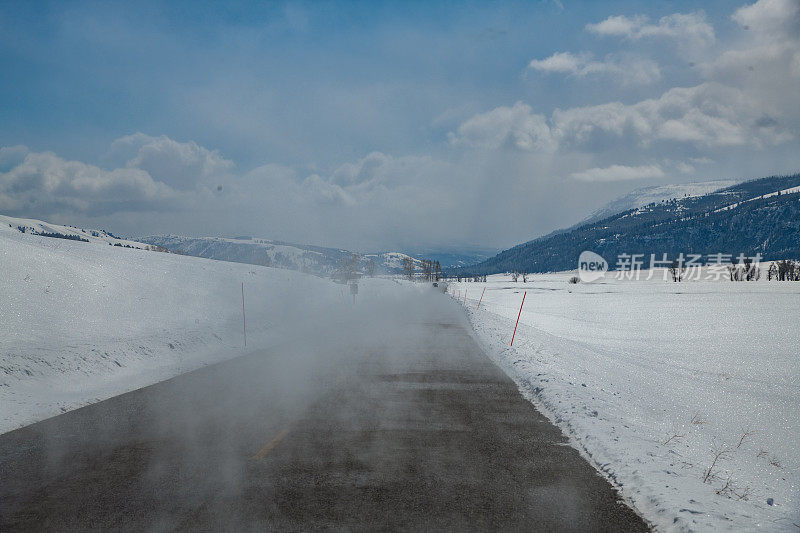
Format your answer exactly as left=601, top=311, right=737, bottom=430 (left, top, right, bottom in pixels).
left=583, top=180, right=739, bottom=225
left=375, top=251, right=423, bottom=270
left=400, top=247, right=499, bottom=269
left=140, top=235, right=476, bottom=275
left=0, top=218, right=396, bottom=434
left=140, top=234, right=350, bottom=275
left=450, top=273, right=800, bottom=531
left=714, top=184, right=800, bottom=213
left=1, top=214, right=160, bottom=250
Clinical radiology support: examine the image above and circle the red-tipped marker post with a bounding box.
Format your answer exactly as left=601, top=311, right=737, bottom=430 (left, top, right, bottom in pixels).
left=510, top=291, right=526, bottom=347
left=477, top=287, right=486, bottom=310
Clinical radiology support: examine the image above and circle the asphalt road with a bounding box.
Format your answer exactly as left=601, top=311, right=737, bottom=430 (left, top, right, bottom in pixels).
left=0, top=290, right=649, bottom=531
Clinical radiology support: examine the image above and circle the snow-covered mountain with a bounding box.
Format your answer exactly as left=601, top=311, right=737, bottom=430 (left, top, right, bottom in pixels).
left=140, top=236, right=491, bottom=275
left=399, top=247, right=499, bottom=269
left=371, top=251, right=422, bottom=271
left=140, top=235, right=434, bottom=276
left=462, top=173, right=800, bottom=274
left=140, top=235, right=353, bottom=275
left=582, top=180, right=739, bottom=225
left=1, top=213, right=485, bottom=277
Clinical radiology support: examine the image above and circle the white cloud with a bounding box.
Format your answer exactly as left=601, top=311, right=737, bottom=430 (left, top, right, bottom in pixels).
left=328, top=151, right=439, bottom=191
left=449, top=102, right=556, bottom=152
left=330, top=151, right=396, bottom=187
left=302, top=174, right=356, bottom=206
left=585, top=14, right=648, bottom=39
left=571, top=164, right=665, bottom=182
left=0, top=134, right=243, bottom=218
left=586, top=11, right=715, bottom=48
left=0, top=132, right=246, bottom=219
left=697, top=0, right=800, bottom=138
left=732, top=0, right=800, bottom=35
left=529, top=51, right=592, bottom=74
left=0, top=136, right=459, bottom=248
left=707, top=0, right=800, bottom=80
left=0, top=150, right=178, bottom=216
left=3, top=3, right=798, bottom=250
left=528, top=51, right=661, bottom=85
left=452, top=82, right=791, bottom=153
left=108, top=133, right=235, bottom=190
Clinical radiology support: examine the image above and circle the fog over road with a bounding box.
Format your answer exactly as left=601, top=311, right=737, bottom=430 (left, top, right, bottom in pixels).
left=0, top=288, right=647, bottom=531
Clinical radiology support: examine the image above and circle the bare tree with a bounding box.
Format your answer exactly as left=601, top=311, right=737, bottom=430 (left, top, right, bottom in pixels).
left=421, top=259, right=432, bottom=281
left=744, top=258, right=760, bottom=281
left=335, top=253, right=360, bottom=283
left=365, top=258, right=375, bottom=277
left=767, top=262, right=778, bottom=281
left=729, top=257, right=762, bottom=281
left=402, top=256, right=416, bottom=280
left=776, top=259, right=800, bottom=281
left=669, top=260, right=684, bottom=282
left=511, top=271, right=519, bottom=282
left=522, top=270, right=528, bottom=283
left=727, top=261, right=742, bottom=281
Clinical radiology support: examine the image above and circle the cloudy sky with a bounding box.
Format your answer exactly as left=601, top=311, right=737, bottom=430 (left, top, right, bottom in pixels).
left=1, top=0, right=798, bottom=251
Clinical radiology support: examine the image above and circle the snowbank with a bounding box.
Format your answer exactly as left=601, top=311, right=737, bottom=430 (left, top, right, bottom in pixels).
left=450, top=273, right=799, bottom=531
left=0, top=221, right=390, bottom=434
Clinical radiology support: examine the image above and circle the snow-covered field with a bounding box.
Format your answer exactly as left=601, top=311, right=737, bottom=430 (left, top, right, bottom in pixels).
left=449, top=273, right=799, bottom=531
left=3, top=211, right=798, bottom=530
left=0, top=221, right=392, bottom=434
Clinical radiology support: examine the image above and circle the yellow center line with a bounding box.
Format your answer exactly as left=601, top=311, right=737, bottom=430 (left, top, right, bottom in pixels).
left=251, top=429, right=290, bottom=459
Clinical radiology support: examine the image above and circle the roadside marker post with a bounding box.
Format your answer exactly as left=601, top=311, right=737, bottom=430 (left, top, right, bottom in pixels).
left=463, top=289, right=467, bottom=306
left=242, top=282, right=246, bottom=348
left=477, top=287, right=486, bottom=310
left=510, top=291, right=526, bottom=347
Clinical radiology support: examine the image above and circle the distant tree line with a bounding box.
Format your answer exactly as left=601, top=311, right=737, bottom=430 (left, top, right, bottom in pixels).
left=728, top=257, right=761, bottom=281
left=767, top=260, right=800, bottom=281
left=439, top=272, right=487, bottom=282
left=16, top=226, right=89, bottom=242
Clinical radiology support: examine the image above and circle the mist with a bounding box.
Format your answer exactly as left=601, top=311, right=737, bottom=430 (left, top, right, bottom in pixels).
left=3, top=279, right=535, bottom=529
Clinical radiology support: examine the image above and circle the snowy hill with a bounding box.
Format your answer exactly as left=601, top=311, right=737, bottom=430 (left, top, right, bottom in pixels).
left=582, top=180, right=739, bottom=225
left=1, top=214, right=162, bottom=251
left=140, top=235, right=489, bottom=275
left=1, top=212, right=484, bottom=280
left=374, top=251, right=423, bottom=270
left=399, top=247, right=499, bottom=269
left=140, top=235, right=424, bottom=276
left=140, top=235, right=352, bottom=275
left=0, top=218, right=397, bottom=433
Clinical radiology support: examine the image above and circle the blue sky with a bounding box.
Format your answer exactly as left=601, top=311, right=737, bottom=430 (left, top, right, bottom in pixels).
left=1, top=0, right=799, bottom=250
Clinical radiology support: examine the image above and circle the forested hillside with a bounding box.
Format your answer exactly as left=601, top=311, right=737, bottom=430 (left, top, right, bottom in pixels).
left=461, top=174, right=800, bottom=274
